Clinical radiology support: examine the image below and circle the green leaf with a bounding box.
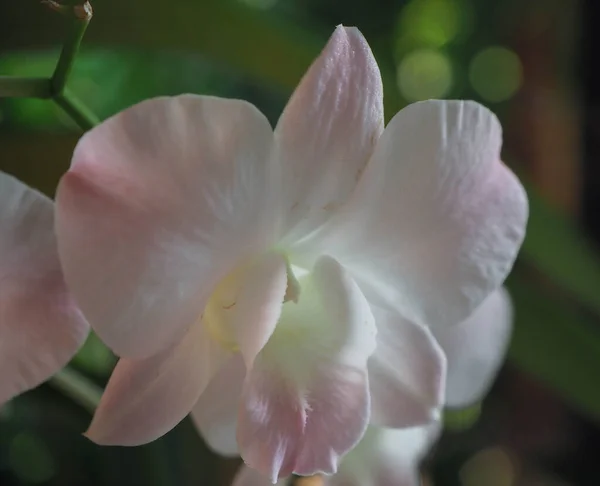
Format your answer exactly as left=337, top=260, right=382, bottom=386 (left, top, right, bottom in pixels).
left=520, top=185, right=600, bottom=316
left=507, top=273, right=600, bottom=421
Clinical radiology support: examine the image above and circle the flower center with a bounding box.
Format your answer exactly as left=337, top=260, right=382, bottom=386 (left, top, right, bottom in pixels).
left=203, top=255, right=302, bottom=351
left=203, top=264, right=246, bottom=352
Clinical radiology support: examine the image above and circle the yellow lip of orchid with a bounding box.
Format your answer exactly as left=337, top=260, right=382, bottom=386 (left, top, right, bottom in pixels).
left=203, top=254, right=302, bottom=352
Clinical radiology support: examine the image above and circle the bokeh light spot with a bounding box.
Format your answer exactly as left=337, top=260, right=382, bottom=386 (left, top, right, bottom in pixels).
left=397, top=49, right=453, bottom=101
left=8, top=433, right=57, bottom=484
left=460, top=447, right=516, bottom=486
left=469, top=46, right=523, bottom=102
left=398, top=0, right=462, bottom=48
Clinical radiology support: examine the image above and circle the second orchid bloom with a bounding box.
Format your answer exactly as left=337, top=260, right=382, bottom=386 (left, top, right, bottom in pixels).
left=52, top=26, right=528, bottom=482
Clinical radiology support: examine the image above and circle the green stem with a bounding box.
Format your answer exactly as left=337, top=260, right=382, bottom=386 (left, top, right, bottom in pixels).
left=50, top=2, right=92, bottom=95
left=54, top=87, right=100, bottom=131
left=0, top=76, right=52, bottom=98
left=49, top=367, right=102, bottom=414
left=47, top=1, right=98, bottom=131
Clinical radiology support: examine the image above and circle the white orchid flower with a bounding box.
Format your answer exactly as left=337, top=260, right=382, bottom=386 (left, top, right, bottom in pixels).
left=54, top=25, right=527, bottom=481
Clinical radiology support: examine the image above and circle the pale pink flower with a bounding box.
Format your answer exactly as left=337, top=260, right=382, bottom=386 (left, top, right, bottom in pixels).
left=231, top=288, right=514, bottom=486
left=0, top=172, right=89, bottom=405
left=55, top=25, right=527, bottom=481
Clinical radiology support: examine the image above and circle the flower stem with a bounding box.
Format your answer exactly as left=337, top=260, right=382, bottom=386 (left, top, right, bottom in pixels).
left=50, top=1, right=92, bottom=96
left=49, top=366, right=102, bottom=414
left=48, top=1, right=98, bottom=131
left=0, top=76, right=52, bottom=98
left=54, top=87, right=100, bottom=131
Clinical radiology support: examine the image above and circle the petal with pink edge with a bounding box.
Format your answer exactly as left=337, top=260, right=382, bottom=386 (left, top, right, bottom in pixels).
left=0, top=172, right=89, bottom=405
left=367, top=305, right=446, bottom=428
left=299, top=100, right=528, bottom=332
left=56, top=95, right=275, bottom=359
left=86, top=318, right=228, bottom=445
left=328, top=424, right=441, bottom=486
left=433, top=287, right=513, bottom=408
left=191, top=353, right=245, bottom=457
left=273, top=25, right=384, bottom=244
left=237, top=256, right=377, bottom=482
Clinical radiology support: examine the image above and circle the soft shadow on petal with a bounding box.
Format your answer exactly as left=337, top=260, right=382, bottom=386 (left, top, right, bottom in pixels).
left=368, top=305, right=446, bottom=428
left=433, top=287, right=513, bottom=408
left=56, top=95, right=275, bottom=359
left=0, top=173, right=89, bottom=405
left=305, top=100, right=528, bottom=331
left=273, top=25, right=384, bottom=244
left=233, top=466, right=287, bottom=486
left=191, top=353, right=245, bottom=457
left=85, top=318, right=228, bottom=445
left=328, top=423, right=441, bottom=486
left=237, top=256, right=377, bottom=482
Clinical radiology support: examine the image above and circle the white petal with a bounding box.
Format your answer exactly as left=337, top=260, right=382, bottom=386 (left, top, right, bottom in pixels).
left=300, top=100, right=528, bottom=331
left=328, top=424, right=441, bottom=486
left=273, top=25, right=384, bottom=244
left=0, top=172, right=89, bottom=404
left=191, top=252, right=287, bottom=454
left=230, top=253, right=288, bottom=367
left=190, top=353, right=245, bottom=457
left=56, top=95, right=275, bottom=359
left=237, top=256, right=377, bottom=481
left=433, top=287, right=513, bottom=407
left=85, top=319, right=228, bottom=445
left=368, top=305, right=446, bottom=428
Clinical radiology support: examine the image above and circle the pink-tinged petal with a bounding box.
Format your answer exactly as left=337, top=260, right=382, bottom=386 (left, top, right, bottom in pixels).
left=368, top=305, right=446, bottom=428
left=56, top=95, right=275, bottom=359
left=191, top=354, right=245, bottom=457
left=273, top=25, right=384, bottom=243
left=230, top=253, right=288, bottom=368
left=433, top=287, right=513, bottom=408
left=86, top=318, right=228, bottom=445
left=191, top=252, right=287, bottom=455
left=233, top=466, right=287, bottom=486
left=302, top=100, right=528, bottom=331
left=328, top=424, right=441, bottom=486
left=237, top=256, right=377, bottom=481
left=0, top=173, right=89, bottom=405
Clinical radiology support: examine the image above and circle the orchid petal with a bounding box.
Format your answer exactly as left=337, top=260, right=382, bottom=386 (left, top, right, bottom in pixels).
left=237, top=256, right=377, bottom=481
left=56, top=95, right=275, bottom=359
left=433, top=287, right=513, bottom=407
left=302, top=100, right=528, bottom=331
left=0, top=172, right=89, bottom=404
left=273, top=25, right=384, bottom=243
left=229, top=252, right=288, bottom=368
left=86, top=319, right=227, bottom=445
left=328, top=424, right=441, bottom=486
left=190, top=251, right=287, bottom=455
left=191, top=354, right=245, bottom=457
left=368, top=305, right=446, bottom=428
